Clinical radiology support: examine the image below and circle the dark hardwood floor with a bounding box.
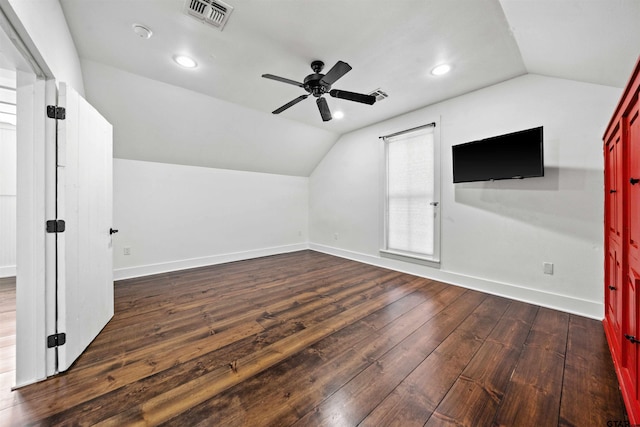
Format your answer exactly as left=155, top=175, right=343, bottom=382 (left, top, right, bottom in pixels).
left=0, top=250, right=628, bottom=426
left=0, top=275, right=16, bottom=426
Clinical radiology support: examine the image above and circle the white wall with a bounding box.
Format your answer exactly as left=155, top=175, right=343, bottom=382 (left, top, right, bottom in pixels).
left=113, top=159, right=308, bottom=279
left=0, top=123, right=16, bottom=277
left=5, top=0, right=84, bottom=94
left=309, top=74, right=621, bottom=319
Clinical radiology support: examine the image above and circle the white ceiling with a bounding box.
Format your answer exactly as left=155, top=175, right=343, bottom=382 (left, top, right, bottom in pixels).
left=58, top=0, right=640, bottom=175
left=500, top=0, right=640, bottom=88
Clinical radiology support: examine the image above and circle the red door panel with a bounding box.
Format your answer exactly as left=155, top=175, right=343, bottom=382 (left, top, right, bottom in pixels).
left=624, top=269, right=638, bottom=401
left=629, top=108, right=640, bottom=266
left=607, top=246, right=623, bottom=348
left=605, top=127, right=624, bottom=352
left=628, top=104, right=640, bottom=401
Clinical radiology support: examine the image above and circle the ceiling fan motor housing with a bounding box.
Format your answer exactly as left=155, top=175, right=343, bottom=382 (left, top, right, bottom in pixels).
left=304, top=61, right=330, bottom=97
left=303, top=73, right=330, bottom=97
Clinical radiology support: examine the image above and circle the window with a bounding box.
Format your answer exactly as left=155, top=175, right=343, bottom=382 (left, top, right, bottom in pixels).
left=381, top=122, right=440, bottom=265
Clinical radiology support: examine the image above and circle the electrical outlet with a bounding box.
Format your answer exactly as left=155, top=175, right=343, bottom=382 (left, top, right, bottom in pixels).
left=124, top=247, right=131, bottom=256
left=543, top=262, right=553, bottom=275
left=333, top=233, right=339, bottom=240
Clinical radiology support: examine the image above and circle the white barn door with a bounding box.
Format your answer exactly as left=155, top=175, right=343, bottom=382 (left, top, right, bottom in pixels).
left=54, top=82, right=113, bottom=371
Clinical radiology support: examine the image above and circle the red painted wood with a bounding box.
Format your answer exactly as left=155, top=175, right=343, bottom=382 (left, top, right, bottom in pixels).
left=605, top=128, right=624, bottom=354
left=604, top=54, right=640, bottom=425
left=628, top=104, right=640, bottom=267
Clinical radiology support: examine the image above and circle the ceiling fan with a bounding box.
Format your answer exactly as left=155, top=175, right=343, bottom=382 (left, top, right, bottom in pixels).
left=262, top=60, right=377, bottom=122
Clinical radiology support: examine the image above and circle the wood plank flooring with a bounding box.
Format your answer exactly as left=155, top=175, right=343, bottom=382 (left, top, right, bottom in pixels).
left=0, top=250, right=628, bottom=426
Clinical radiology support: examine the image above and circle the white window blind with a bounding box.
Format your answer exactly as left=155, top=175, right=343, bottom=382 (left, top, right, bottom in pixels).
left=383, top=124, right=439, bottom=261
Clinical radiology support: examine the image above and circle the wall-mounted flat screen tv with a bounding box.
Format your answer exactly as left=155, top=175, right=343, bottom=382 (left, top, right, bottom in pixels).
left=452, top=126, right=544, bottom=183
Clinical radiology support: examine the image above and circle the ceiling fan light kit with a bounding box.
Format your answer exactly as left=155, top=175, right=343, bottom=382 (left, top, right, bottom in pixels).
left=262, top=60, right=377, bottom=122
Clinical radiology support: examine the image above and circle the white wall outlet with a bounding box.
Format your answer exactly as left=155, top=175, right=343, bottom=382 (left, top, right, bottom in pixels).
left=298, top=230, right=302, bottom=237
left=333, top=233, right=339, bottom=240
left=124, top=247, right=131, bottom=256
left=543, top=262, right=553, bottom=275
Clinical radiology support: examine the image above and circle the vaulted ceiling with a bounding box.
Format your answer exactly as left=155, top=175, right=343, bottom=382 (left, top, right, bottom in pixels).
left=59, top=0, right=640, bottom=176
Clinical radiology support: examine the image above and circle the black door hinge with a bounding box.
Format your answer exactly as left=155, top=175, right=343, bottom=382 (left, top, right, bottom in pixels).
left=47, top=105, right=66, bottom=120
left=47, top=333, right=66, bottom=348
left=46, top=219, right=66, bottom=233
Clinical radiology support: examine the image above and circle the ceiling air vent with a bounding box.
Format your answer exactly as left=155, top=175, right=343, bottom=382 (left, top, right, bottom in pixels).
left=369, top=88, right=388, bottom=102
left=185, top=0, right=233, bottom=31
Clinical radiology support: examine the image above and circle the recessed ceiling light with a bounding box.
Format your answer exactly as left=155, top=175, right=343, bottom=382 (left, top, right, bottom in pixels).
left=132, top=24, right=152, bottom=39
left=174, top=55, right=198, bottom=69
left=333, top=111, right=344, bottom=120
left=431, top=64, right=451, bottom=76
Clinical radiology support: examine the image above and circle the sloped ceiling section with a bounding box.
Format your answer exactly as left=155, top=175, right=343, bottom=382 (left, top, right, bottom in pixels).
left=82, top=60, right=338, bottom=176
left=500, top=0, right=640, bottom=88
left=60, top=0, right=640, bottom=177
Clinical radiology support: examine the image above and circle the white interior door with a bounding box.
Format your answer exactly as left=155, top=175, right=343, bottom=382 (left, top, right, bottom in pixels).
left=55, top=82, right=113, bottom=372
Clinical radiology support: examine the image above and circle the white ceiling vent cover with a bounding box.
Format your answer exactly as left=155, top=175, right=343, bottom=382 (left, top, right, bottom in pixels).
left=369, top=88, right=389, bottom=102
left=185, top=0, right=233, bottom=31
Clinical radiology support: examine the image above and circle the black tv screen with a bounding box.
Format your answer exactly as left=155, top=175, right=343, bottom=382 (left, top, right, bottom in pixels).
left=452, top=126, right=544, bottom=183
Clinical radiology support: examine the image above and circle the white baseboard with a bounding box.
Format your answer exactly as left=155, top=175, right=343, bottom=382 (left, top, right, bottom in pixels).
left=113, top=243, right=310, bottom=281
left=112, top=242, right=603, bottom=319
left=0, top=265, right=16, bottom=278
left=309, top=243, right=603, bottom=320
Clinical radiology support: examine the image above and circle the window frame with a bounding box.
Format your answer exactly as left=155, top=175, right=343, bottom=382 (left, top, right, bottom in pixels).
left=379, top=119, right=441, bottom=267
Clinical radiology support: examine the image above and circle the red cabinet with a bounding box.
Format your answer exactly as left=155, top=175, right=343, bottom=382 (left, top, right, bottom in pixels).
left=604, top=55, right=640, bottom=423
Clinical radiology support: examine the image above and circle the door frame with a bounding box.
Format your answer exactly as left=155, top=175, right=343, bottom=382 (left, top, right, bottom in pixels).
left=0, top=2, right=58, bottom=387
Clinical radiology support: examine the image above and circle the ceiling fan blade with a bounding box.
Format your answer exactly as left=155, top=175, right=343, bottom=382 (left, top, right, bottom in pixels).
left=320, top=61, right=352, bottom=86
left=262, top=74, right=304, bottom=88
left=316, top=97, right=332, bottom=122
left=329, top=89, right=376, bottom=105
left=272, top=95, right=309, bottom=114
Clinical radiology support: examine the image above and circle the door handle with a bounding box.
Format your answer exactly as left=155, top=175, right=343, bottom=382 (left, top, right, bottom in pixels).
left=609, top=189, right=617, bottom=194
left=631, top=178, right=640, bottom=185
left=625, top=334, right=640, bottom=344
left=109, top=228, right=119, bottom=235
left=609, top=285, right=617, bottom=290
